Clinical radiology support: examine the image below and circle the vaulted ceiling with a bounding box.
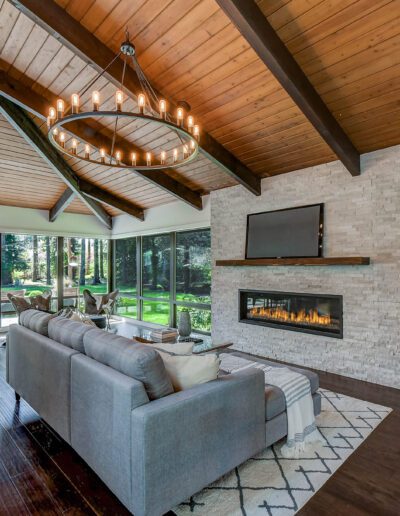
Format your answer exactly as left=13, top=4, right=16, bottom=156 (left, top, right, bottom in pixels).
left=0, top=0, right=399, bottom=225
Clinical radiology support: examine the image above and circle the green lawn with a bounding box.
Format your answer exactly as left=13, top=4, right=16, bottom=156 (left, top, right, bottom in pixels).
left=3, top=284, right=211, bottom=331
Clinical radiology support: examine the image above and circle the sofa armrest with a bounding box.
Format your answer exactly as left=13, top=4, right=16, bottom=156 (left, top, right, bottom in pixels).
left=130, top=368, right=266, bottom=516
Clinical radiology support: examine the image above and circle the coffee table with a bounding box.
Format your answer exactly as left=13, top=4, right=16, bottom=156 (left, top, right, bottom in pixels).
left=109, top=320, right=232, bottom=354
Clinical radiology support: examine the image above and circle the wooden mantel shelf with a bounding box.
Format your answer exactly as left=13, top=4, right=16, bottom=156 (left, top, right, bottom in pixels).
left=215, top=257, right=370, bottom=267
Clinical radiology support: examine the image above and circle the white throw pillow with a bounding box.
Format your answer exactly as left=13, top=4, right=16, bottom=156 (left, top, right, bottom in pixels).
left=155, top=351, right=220, bottom=391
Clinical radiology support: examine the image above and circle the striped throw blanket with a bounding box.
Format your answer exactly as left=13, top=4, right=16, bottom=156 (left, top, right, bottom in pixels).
left=219, top=354, right=323, bottom=458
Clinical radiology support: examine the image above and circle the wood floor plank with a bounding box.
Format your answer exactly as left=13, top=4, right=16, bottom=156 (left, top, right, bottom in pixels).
left=0, top=461, right=30, bottom=516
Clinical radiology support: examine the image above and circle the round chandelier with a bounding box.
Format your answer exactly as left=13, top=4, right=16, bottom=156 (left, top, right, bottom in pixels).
left=46, top=34, right=200, bottom=170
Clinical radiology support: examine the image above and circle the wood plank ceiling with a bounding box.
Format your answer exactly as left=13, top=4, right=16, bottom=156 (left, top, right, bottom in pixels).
left=0, top=0, right=399, bottom=217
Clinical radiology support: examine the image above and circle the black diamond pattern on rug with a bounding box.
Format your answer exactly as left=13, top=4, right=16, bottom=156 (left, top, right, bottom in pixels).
left=174, top=389, right=391, bottom=516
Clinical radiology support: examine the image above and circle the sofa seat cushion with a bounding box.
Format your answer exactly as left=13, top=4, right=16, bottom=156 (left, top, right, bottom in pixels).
left=230, top=352, right=319, bottom=393
left=83, top=329, right=173, bottom=400
left=265, top=385, right=286, bottom=421
left=49, top=317, right=94, bottom=353
left=229, top=352, right=319, bottom=421
left=19, top=309, right=55, bottom=336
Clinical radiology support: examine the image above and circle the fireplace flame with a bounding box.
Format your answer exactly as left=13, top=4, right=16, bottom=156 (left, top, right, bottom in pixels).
left=248, top=306, right=332, bottom=326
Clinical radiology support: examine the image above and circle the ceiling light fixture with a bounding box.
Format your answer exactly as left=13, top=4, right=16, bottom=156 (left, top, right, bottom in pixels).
left=47, top=32, right=199, bottom=171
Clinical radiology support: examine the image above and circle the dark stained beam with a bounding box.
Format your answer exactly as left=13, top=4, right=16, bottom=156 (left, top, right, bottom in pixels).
left=49, top=188, right=75, bottom=222
left=0, top=70, right=203, bottom=210
left=0, top=96, right=113, bottom=229
left=215, top=0, right=361, bottom=176
left=9, top=0, right=261, bottom=195
left=79, top=179, right=144, bottom=221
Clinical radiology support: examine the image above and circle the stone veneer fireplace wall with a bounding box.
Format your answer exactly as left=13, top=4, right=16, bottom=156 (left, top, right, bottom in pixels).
left=211, top=145, right=400, bottom=389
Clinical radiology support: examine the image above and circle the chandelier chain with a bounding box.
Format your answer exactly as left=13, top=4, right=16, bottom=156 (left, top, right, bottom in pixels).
left=78, top=51, right=122, bottom=101
left=109, top=56, right=127, bottom=164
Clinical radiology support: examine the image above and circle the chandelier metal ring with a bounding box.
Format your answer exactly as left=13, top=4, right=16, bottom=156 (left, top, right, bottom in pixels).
left=46, top=32, right=202, bottom=172
left=48, top=111, right=199, bottom=170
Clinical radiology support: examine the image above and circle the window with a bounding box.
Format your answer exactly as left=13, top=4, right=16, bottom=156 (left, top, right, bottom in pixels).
left=1, top=234, right=58, bottom=327
left=112, top=228, right=211, bottom=333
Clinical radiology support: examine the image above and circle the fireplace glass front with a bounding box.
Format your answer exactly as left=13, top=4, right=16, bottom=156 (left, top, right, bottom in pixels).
left=239, top=290, right=343, bottom=338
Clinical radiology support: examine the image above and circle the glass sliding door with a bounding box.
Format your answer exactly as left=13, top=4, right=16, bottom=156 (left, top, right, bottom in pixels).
left=114, top=237, right=137, bottom=319
left=175, top=229, right=211, bottom=332
left=142, top=233, right=171, bottom=325
left=63, top=237, right=109, bottom=311
left=0, top=234, right=57, bottom=327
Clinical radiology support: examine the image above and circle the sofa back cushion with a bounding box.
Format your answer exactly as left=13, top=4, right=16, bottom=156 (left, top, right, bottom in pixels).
left=19, top=309, right=55, bottom=336
left=49, top=317, right=94, bottom=353
left=83, top=329, right=173, bottom=400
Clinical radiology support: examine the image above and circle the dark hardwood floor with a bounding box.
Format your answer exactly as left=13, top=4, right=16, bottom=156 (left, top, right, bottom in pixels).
left=0, top=344, right=398, bottom=515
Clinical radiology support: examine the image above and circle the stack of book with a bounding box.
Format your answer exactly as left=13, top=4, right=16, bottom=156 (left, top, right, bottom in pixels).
left=150, top=328, right=178, bottom=343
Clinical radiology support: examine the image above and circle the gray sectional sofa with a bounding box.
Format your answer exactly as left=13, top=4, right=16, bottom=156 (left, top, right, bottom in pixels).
left=6, top=310, right=266, bottom=516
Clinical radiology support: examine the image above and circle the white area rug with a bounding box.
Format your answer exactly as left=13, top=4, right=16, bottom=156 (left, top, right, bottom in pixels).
left=174, top=389, right=391, bottom=516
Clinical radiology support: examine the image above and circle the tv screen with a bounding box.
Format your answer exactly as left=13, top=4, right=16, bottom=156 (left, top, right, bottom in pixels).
left=246, top=204, right=323, bottom=259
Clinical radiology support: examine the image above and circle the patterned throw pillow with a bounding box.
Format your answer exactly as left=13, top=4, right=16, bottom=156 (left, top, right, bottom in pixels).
left=7, top=293, right=31, bottom=314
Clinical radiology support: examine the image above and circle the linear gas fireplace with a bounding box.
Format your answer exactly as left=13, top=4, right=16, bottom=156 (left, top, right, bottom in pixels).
left=239, top=289, right=343, bottom=338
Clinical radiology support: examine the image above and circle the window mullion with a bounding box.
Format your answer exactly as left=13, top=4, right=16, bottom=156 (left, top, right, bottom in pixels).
left=170, top=232, right=176, bottom=328
left=136, top=236, right=142, bottom=321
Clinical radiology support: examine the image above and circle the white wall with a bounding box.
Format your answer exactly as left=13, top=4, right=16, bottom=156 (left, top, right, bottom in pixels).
left=211, top=145, right=400, bottom=389
left=0, top=205, right=111, bottom=238
left=0, top=197, right=211, bottom=240
left=112, top=195, right=211, bottom=238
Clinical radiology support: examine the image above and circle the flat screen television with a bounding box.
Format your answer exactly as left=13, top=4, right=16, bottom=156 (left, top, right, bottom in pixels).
left=245, top=203, right=324, bottom=259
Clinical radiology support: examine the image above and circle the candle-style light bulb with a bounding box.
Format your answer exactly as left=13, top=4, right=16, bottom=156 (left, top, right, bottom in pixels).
left=56, top=99, right=64, bottom=119
left=115, top=90, right=123, bottom=111
left=71, top=138, right=78, bottom=155
left=193, top=124, right=200, bottom=140
left=160, top=151, right=166, bottom=164
left=187, top=116, right=194, bottom=132
left=84, top=144, right=90, bottom=159
left=115, top=150, right=122, bottom=164
left=100, top=148, right=106, bottom=163
left=190, top=139, right=195, bottom=150
left=53, top=127, right=59, bottom=139
left=71, top=93, right=80, bottom=114
left=131, top=152, right=137, bottom=166
left=177, top=107, right=184, bottom=126
left=49, top=107, right=56, bottom=121
left=146, top=152, right=152, bottom=166
left=138, top=93, right=145, bottom=114
left=183, top=144, right=189, bottom=158
left=173, top=148, right=178, bottom=163
left=159, top=99, right=166, bottom=118
left=59, top=132, right=65, bottom=148
left=92, top=91, right=100, bottom=111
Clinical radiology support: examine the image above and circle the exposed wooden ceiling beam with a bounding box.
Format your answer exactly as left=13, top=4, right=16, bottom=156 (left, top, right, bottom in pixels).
left=0, top=70, right=203, bottom=210
left=49, top=188, right=75, bottom=222
left=216, top=0, right=361, bottom=176
left=9, top=0, right=261, bottom=195
left=0, top=97, right=114, bottom=228
left=79, top=179, right=144, bottom=220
